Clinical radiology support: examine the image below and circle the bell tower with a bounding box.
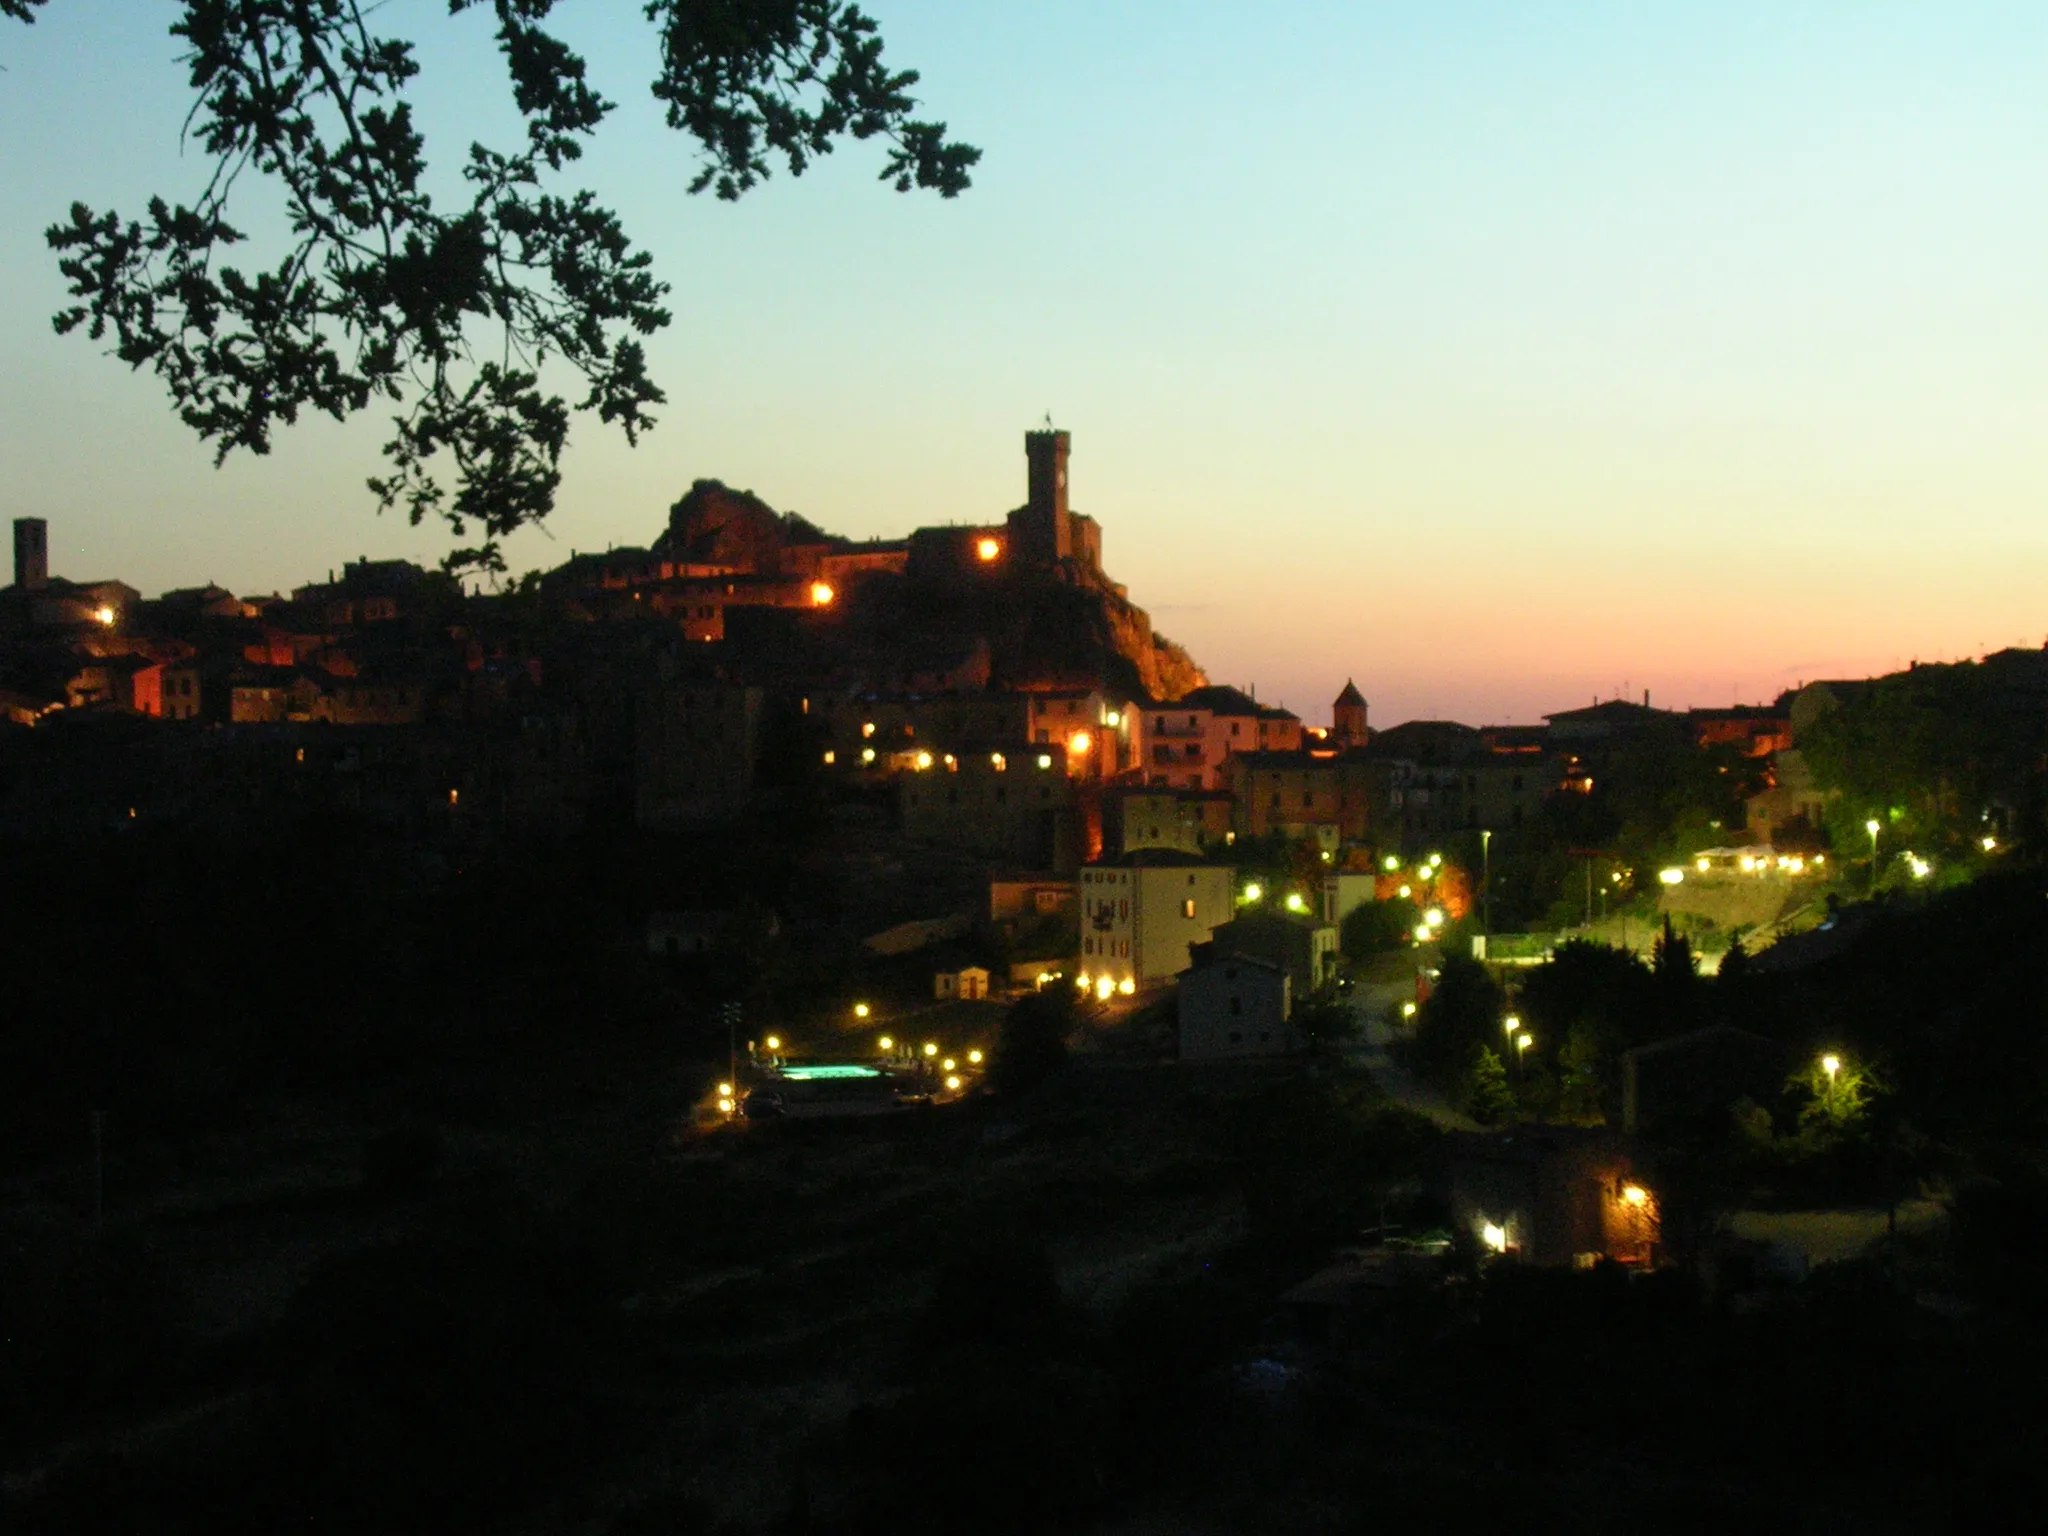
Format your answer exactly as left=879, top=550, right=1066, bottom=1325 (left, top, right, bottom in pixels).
left=1333, top=679, right=1369, bottom=747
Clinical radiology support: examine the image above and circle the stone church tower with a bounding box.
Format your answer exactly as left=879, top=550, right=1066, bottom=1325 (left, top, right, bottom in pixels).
left=1333, top=679, right=1369, bottom=747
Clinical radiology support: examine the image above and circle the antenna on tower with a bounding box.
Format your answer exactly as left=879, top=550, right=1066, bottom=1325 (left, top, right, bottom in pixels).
left=1043, top=411, right=1054, bottom=429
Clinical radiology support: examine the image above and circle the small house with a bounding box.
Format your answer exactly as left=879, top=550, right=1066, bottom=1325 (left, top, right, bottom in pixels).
left=934, top=965, right=990, bottom=1001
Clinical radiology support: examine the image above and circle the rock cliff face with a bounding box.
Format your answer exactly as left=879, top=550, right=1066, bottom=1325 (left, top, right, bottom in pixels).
left=1100, top=589, right=1206, bottom=702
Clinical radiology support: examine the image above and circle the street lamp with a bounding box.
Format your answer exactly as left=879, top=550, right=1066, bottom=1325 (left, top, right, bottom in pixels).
left=854, top=1002, right=871, bottom=1019
left=1504, top=1012, right=1520, bottom=1039
left=1866, top=819, right=1881, bottom=893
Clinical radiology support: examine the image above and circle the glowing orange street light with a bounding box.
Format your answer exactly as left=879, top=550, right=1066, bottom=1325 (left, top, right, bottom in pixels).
left=810, top=581, right=835, bottom=606
left=975, top=536, right=1000, bottom=562
left=1068, top=729, right=1093, bottom=757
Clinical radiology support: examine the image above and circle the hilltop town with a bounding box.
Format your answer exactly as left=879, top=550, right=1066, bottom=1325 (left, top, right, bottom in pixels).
left=8, top=429, right=2048, bottom=1532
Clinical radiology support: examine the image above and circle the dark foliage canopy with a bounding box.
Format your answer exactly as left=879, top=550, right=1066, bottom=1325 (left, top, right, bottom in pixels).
left=14, top=1, right=976, bottom=574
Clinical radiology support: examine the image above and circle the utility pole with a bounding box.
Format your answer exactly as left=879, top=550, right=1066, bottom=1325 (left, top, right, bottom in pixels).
left=1481, top=829, right=1493, bottom=951
left=1585, top=858, right=1594, bottom=928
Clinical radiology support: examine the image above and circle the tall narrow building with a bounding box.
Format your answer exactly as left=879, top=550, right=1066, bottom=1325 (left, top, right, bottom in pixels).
left=1010, top=428, right=1073, bottom=565
left=12, top=517, right=49, bottom=590
left=1332, top=679, right=1369, bottom=747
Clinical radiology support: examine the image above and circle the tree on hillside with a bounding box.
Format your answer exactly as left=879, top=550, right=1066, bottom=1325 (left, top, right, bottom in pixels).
left=1518, top=940, right=1654, bottom=1055
left=1291, top=989, right=1357, bottom=1049
left=1403, top=954, right=1502, bottom=1096
left=1554, top=1022, right=1604, bottom=1124
left=993, top=989, right=1073, bottom=1097
left=13, top=1, right=976, bottom=575
left=1801, top=660, right=2048, bottom=852
left=1340, top=894, right=1420, bottom=961
left=1466, top=1045, right=1516, bottom=1125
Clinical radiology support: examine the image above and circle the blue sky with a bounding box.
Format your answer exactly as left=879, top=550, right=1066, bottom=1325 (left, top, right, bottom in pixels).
left=2, top=2, right=2044, bottom=723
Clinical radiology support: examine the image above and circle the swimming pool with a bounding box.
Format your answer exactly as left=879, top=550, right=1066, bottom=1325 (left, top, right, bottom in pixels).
left=774, top=1064, right=883, bottom=1082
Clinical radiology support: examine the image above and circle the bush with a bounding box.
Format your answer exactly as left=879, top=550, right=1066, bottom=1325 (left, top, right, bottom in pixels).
left=992, top=990, right=1074, bottom=1097
left=1341, top=896, right=1421, bottom=961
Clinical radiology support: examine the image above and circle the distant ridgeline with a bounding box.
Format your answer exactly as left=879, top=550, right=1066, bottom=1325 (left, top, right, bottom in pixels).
left=542, top=430, right=1205, bottom=702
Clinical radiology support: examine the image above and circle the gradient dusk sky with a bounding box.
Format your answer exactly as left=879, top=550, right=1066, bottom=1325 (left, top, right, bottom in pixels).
left=2, top=3, right=2044, bottom=726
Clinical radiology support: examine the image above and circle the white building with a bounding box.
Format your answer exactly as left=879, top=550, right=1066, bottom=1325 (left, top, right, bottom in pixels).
left=1076, top=856, right=1235, bottom=994
left=1320, top=871, right=1378, bottom=928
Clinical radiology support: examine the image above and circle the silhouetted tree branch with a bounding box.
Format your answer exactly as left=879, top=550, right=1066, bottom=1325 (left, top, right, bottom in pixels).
left=22, top=2, right=976, bottom=575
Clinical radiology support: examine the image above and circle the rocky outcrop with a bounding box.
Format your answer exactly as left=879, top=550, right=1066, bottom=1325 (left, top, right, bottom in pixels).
left=1100, top=589, right=1205, bottom=701
left=655, top=480, right=832, bottom=574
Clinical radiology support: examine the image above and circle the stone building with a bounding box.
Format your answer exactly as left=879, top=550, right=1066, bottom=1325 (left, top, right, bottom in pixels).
left=1223, top=751, right=1343, bottom=847
left=635, top=681, right=765, bottom=827
left=1200, top=910, right=1339, bottom=999
left=1178, top=955, right=1293, bottom=1061
left=1109, top=785, right=1233, bottom=855
left=898, top=746, right=1079, bottom=871
left=1135, top=685, right=1300, bottom=791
